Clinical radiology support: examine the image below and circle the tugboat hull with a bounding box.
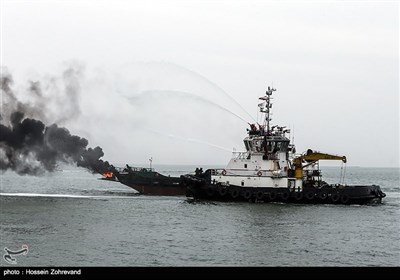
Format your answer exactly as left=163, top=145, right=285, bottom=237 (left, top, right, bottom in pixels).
left=181, top=174, right=386, bottom=205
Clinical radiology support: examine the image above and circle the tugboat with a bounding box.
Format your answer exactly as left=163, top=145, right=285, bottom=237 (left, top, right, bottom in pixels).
left=181, top=86, right=386, bottom=204
left=107, top=165, right=186, bottom=196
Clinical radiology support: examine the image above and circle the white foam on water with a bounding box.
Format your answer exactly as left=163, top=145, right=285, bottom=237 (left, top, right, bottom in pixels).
left=0, top=192, right=139, bottom=199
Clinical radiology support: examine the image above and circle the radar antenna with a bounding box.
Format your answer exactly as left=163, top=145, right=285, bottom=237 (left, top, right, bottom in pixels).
left=259, top=86, right=276, bottom=133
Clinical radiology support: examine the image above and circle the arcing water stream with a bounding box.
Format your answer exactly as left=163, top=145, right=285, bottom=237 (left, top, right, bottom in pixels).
left=126, top=89, right=250, bottom=124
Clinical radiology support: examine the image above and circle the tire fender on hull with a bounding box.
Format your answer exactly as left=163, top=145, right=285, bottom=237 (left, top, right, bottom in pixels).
left=280, top=191, right=290, bottom=201
left=255, top=191, right=264, bottom=200
left=294, top=192, right=303, bottom=201
left=218, top=186, right=227, bottom=197
left=230, top=188, right=240, bottom=198
left=269, top=191, right=277, bottom=200
left=318, top=191, right=328, bottom=200
left=206, top=186, right=214, bottom=197
left=305, top=192, right=315, bottom=200
left=340, top=193, right=350, bottom=204
left=331, top=192, right=340, bottom=203
left=243, top=189, right=252, bottom=200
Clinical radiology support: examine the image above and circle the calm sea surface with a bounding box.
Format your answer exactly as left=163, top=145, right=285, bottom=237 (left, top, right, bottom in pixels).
left=0, top=165, right=399, bottom=266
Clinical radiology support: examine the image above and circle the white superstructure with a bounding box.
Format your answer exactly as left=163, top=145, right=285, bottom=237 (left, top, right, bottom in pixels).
left=210, top=87, right=298, bottom=190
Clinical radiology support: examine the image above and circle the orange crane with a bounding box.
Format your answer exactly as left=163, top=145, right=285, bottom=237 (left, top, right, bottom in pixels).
left=293, top=149, right=347, bottom=179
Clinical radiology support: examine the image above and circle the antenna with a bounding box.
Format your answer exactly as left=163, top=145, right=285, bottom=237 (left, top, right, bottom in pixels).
left=292, top=125, right=295, bottom=144
left=264, top=85, right=276, bottom=132
left=149, top=157, right=153, bottom=170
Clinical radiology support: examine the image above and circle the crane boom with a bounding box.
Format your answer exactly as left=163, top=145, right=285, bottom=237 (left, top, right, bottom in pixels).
left=301, top=152, right=346, bottom=163
left=293, top=150, right=346, bottom=179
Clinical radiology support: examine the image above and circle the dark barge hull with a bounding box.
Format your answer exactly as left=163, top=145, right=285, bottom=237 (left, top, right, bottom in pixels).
left=118, top=181, right=186, bottom=195
left=114, top=170, right=186, bottom=196
left=181, top=175, right=386, bottom=205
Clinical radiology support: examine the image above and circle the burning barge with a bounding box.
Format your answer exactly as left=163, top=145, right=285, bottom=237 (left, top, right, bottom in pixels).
left=180, top=87, right=386, bottom=205
left=102, top=165, right=186, bottom=196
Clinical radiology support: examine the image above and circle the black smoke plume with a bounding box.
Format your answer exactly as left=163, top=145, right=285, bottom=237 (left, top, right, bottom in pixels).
left=0, top=68, right=111, bottom=175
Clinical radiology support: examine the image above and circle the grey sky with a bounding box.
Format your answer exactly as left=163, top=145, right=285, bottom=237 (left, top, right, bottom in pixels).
left=1, top=0, right=399, bottom=167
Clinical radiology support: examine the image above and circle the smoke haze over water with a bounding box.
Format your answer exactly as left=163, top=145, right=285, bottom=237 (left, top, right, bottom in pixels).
left=0, top=67, right=110, bottom=175
left=0, top=62, right=249, bottom=172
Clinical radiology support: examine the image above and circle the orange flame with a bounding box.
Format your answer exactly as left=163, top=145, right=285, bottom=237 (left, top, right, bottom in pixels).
left=102, top=171, right=113, bottom=178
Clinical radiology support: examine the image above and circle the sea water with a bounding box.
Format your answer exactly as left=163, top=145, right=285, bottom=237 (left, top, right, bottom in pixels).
left=0, top=165, right=399, bottom=266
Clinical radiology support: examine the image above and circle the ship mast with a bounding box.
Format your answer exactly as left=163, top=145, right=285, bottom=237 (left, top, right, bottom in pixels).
left=260, top=86, right=276, bottom=133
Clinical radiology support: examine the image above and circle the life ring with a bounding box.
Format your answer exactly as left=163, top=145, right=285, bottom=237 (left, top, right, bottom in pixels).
left=243, top=190, right=252, bottom=199
left=295, top=192, right=303, bottom=201
left=221, top=170, right=227, bottom=176
left=230, top=188, right=239, bottom=198
left=257, top=171, right=262, bottom=177
left=218, top=186, right=227, bottom=197
left=340, top=194, right=350, bottom=204
left=256, top=191, right=264, bottom=200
